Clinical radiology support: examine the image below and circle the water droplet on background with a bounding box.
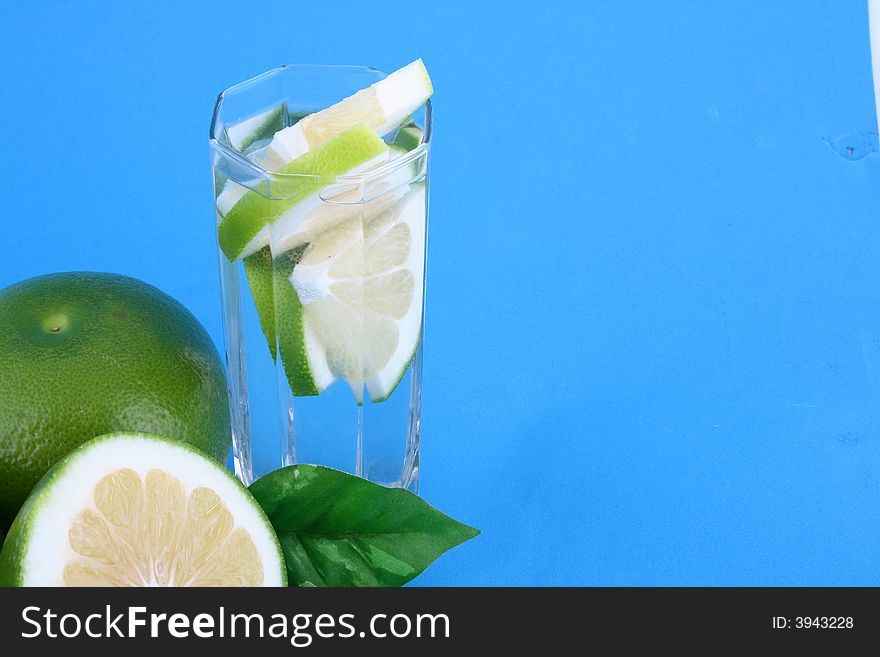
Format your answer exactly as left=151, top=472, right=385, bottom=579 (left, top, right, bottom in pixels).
left=824, top=131, right=878, bottom=161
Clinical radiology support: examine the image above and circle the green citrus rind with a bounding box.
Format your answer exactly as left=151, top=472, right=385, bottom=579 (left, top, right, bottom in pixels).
left=369, top=337, right=420, bottom=404
left=273, top=247, right=325, bottom=396
left=243, top=247, right=277, bottom=361
left=390, top=122, right=423, bottom=152
left=0, top=272, right=231, bottom=529
left=242, top=246, right=323, bottom=396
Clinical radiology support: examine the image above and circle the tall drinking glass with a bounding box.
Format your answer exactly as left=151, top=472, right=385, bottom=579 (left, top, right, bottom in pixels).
left=209, top=65, right=431, bottom=491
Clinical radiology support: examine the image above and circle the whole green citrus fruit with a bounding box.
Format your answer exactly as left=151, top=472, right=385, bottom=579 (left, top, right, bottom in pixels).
left=0, top=272, right=231, bottom=528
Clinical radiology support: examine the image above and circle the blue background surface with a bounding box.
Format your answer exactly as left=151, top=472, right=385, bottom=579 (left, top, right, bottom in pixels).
left=3, top=0, right=880, bottom=585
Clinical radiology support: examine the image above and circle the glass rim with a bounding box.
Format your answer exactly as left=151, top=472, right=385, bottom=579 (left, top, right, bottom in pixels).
left=209, top=64, right=433, bottom=184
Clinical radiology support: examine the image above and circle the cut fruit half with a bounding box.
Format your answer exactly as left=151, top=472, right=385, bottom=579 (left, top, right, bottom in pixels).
left=217, top=124, right=388, bottom=261
left=0, top=433, right=286, bottom=587
left=287, top=184, right=427, bottom=403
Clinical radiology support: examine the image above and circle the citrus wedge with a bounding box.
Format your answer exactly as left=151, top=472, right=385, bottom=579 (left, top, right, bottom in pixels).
left=265, top=59, right=431, bottom=167
left=217, top=124, right=388, bottom=261
left=215, top=61, right=431, bottom=217
left=286, top=184, right=426, bottom=402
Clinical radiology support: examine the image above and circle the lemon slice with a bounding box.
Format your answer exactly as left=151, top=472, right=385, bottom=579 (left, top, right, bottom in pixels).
left=0, top=433, right=286, bottom=587
left=287, top=184, right=426, bottom=402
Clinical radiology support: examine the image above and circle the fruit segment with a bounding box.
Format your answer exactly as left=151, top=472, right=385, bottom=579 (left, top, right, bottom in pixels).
left=66, top=471, right=260, bottom=586
left=65, top=468, right=265, bottom=587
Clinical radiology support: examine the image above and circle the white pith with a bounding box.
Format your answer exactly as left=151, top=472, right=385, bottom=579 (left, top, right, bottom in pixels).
left=268, top=58, right=430, bottom=163
left=374, top=60, right=432, bottom=134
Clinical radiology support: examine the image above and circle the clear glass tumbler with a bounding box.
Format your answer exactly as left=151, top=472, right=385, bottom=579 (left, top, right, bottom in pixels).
left=209, top=65, right=430, bottom=491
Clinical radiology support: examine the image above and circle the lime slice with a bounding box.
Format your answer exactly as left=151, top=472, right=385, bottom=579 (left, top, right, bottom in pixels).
left=225, top=103, right=285, bottom=152
left=242, top=246, right=277, bottom=360
left=274, top=247, right=335, bottom=396
left=287, top=184, right=426, bottom=403
left=217, top=124, right=388, bottom=261
left=391, top=123, right=423, bottom=153
left=0, top=433, right=286, bottom=587
left=215, top=111, right=300, bottom=216
left=245, top=183, right=414, bottom=380
left=269, top=162, right=415, bottom=255
left=216, top=61, right=431, bottom=258
left=264, top=59, right=432, bottom=168
left=215, top=62, right=429, bottom=217
left=244, top=150, right=420, bottom=370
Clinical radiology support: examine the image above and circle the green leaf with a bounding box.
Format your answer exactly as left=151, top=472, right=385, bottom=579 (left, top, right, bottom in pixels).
left=249, top=465, right=480, bottom=587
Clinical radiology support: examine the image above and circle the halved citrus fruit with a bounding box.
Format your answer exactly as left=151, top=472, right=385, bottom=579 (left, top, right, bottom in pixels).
left=0, top=433, right=286, bottom=587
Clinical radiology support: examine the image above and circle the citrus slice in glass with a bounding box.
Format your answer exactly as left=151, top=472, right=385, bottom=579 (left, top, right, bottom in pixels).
left=217, top=123, right=388, bottom=262
left=265, top=59, right=432, bottom=167
left=286, top=184, right=426, bottom=403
